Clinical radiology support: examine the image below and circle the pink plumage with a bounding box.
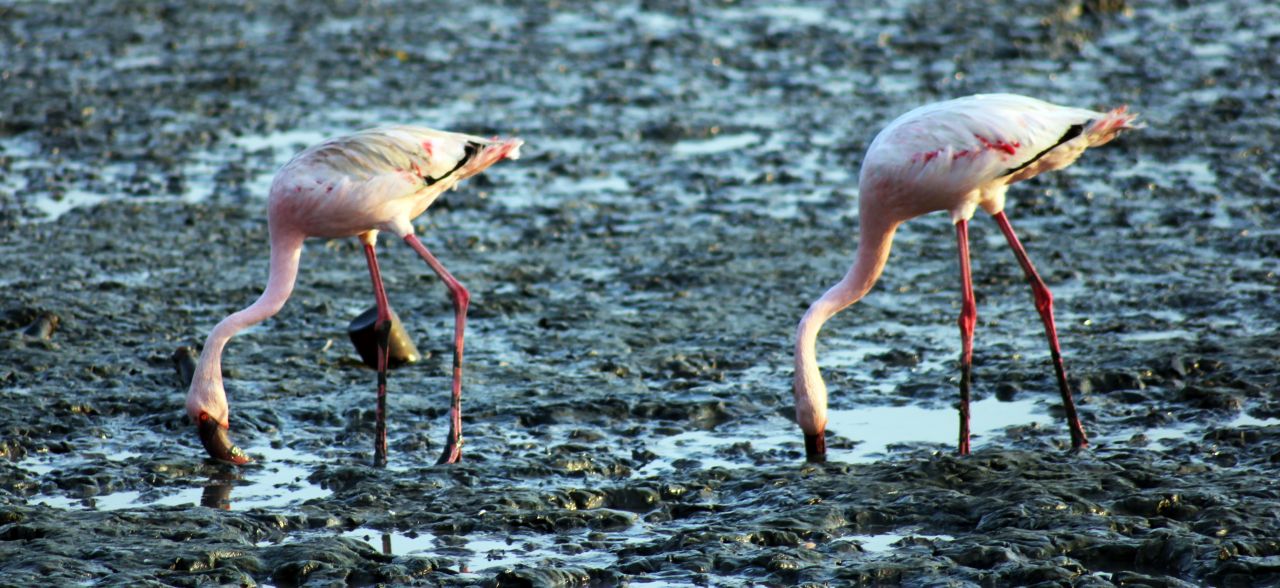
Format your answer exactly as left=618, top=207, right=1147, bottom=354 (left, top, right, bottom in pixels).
left=270, top=126, right=521, bottom=239
left=794, top=93, right=1139, bottom=461
left=860, top=93, right=1138, bottom=223
left=185, top=126, right=522, bottom=466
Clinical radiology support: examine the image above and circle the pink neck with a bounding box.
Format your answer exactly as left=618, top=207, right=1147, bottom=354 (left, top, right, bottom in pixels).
left=794, top=215, right=899, bottom=434
left=187, top=228, right=306, bottom=424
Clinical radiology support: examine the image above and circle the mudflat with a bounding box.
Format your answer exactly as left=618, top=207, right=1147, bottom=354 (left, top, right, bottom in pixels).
left=2, top=1, right=1278, bottom=585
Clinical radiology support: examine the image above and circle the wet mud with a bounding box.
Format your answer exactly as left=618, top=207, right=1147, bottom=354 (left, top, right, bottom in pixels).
left=2, top=0, right=1280, bottom=586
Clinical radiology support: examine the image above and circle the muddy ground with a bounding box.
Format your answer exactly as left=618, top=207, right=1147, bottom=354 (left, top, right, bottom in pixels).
left=2, top=0, right=1280, bottom=586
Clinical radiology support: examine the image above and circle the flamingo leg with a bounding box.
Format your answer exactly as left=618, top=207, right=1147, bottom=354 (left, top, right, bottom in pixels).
left=955, top=220, right=977, bottom=456
left=992, top=212, right=1089, bottom=449
left=403, top=235, right=468, bottom=465
left=361, top=240, right=393, bottom=467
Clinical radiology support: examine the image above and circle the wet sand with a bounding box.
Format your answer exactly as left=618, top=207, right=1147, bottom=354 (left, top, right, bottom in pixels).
left=2, top=0, right=1280, bottom=586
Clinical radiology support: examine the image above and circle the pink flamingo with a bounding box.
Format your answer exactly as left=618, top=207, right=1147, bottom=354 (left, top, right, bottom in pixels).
left=794, top=94, right=1139, bottom=461
left=185, top=126, right=523, bottom=466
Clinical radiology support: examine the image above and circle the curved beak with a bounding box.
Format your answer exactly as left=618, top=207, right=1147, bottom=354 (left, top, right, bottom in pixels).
left=805, top=433, right=827, bottom=463
left=197, top=414, right=252, bottom=465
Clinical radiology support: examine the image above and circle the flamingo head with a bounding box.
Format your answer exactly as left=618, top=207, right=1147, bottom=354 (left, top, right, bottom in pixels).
left=793, top=351, right=829, bottom=463
left=186, top=375, right=252, bottom=466
left=195, top=412, right=252, bottom=465
left=457, top=137, right=523, bottom=181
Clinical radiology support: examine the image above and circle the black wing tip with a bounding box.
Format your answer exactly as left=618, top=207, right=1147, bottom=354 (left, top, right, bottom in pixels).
left=998, top=122, right=1086, bottom=179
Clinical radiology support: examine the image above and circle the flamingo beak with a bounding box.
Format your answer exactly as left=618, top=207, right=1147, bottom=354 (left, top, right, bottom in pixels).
left=197, top=413, right=252, bottom=465
left=805, top=433, right=827, bottom=463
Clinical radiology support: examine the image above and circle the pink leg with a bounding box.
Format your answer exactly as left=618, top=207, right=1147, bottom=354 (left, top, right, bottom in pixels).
left=992, top=212, right=1088, bottom=449
left=403, top=235, right=468, bottom=464
left=955, top=220, right=977, bottom=456
left=361, top=241, right=393, bottom=467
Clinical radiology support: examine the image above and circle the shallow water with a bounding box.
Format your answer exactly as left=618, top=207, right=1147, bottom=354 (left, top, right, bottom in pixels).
left=335, top=525, right=649, bottom=574
left=23, top=445, right=330, bottom=511
left=643, top=397, right=1052, bottom=470
left=849, top=530, right=956, bottom=553
left=671, top=133, right=762, bottom=157
left=17, top=397, right=1276, bottom=515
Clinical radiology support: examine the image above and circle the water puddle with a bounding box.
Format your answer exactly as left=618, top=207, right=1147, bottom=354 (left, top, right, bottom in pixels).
left=23, top=445, right=330, bottom=511
left=330, top=525, right=956, bottom=571
left=537, top=173, right=632, bottom=208
left=671, top=132, right=760, bottom=157
left=29, top=188, right=116, bottom=220
left=318, top=525, right=649, bottom=574
left=24, top=407, right=1274, bottom=514
left=1136, top=412, right=1280, bottom=445
left=643, top=396, right=1055, bottom=469
left=717, top=2, right=906, bottom=35
left=644, top=395, right=1280, bottom=470
left=848, top=530, right=955, bottom=553
left=1114, top=157, right=1218, bottom=195
left=1117, top=328, right=1198, bottom=343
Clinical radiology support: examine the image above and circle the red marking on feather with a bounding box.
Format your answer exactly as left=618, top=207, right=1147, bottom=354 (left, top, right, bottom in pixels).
left=421, top=141, right=433, bottom=156
left=975, top=134, right=1019, bottom=156
left=953, top=149, right=971, bottom=159
left=916, top=149, right=940, bottom=164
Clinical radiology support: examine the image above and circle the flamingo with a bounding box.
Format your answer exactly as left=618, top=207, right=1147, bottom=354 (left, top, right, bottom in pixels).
left=794, top=93, right=1139, bottom=461
left=185, top=126, right=523, bottom=467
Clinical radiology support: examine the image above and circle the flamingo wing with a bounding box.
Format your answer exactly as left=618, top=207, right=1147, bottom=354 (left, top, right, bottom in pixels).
left=270, top=126, right=501, bottom=237
left=858, top=94, right=1139, bottom=222
left=868, top=94, right=1106, bottom=185
left=299, top=126, right=487, bottom=186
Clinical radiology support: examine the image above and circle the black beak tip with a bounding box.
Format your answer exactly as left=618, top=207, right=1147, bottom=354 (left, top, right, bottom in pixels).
left=197, top=417, right=252, bottom=465
left=804, top=433, right=827, bottom=463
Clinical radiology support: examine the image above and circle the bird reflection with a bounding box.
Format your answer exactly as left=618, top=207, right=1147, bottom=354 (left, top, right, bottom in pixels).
left=200, top=471, right=239, bottom=510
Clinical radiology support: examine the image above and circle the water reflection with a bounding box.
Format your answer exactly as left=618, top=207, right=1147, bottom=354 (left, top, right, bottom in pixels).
left=339, top=527, right=627, bottom=573
left=850, top=530, right=956, bottom=553
left=190, top=445, right=330, bottom=511
left=642, top=397, right=1054, bottom=470
left=21, top=444, right=330, bottom=511
left=199, top=471, right=238, bottom=510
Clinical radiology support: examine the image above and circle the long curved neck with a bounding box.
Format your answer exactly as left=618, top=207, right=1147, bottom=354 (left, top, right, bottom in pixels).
left=794, top=214, right=900, bottom=435
left=187, top=227, right=306, bottom=423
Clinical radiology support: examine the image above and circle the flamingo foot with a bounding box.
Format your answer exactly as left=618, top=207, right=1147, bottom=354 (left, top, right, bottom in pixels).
left=437, top=430, right=462, bottom=465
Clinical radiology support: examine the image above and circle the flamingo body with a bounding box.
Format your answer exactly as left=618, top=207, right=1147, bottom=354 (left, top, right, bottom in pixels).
left=186, top=125, right=522, bottom=465
left=860, top=94, right=1130, bottom=223
left=270, top=127, right=507, bottom=238
left=795, top=93, right=1138, bottom=460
